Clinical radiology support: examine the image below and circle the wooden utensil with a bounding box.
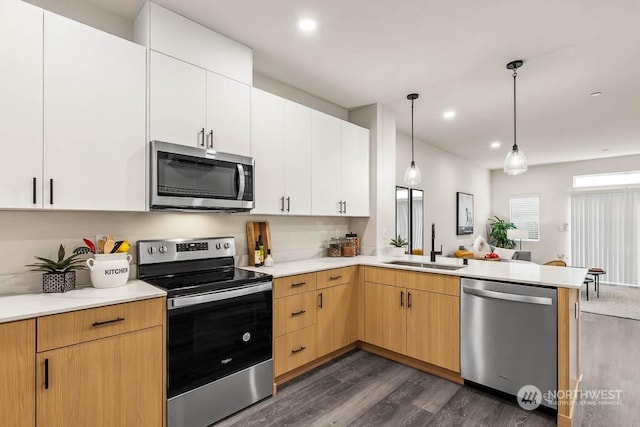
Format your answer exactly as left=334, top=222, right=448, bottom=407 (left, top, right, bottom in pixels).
left=103, top=238, right=115, bottom=254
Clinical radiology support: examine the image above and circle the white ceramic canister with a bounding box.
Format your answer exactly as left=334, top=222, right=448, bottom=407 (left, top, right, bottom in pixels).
left=86, top=253, right=132, bottom=288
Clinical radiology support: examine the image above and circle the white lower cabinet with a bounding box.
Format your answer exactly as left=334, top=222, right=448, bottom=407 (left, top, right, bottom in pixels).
left=43, top=12, right=146, bottom=211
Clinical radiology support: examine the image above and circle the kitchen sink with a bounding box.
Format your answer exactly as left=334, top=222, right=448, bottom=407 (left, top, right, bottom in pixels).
left=384, top=260, right=464, bottom=271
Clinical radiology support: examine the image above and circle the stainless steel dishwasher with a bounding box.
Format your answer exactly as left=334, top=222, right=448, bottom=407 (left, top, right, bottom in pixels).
left=461, top=278, right=557, bottom=409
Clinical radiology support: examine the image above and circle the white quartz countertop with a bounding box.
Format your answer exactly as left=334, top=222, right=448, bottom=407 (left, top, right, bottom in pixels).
left=241, top=255, right=588, bottom=289
left=0, top=280, right=166, bottom=324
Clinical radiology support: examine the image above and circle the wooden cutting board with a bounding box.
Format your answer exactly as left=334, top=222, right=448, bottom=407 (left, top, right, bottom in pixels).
left=246, top=221, right=272, bottom=266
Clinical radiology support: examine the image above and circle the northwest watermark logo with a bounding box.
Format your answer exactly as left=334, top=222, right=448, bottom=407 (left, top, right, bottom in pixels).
left=517, top=385, right=623, bottom=410
left=517, top=385, right=542, bottom=410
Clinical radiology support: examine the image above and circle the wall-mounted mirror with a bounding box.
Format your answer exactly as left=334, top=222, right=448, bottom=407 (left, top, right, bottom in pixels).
left=396, top=186, right=424, bottom=254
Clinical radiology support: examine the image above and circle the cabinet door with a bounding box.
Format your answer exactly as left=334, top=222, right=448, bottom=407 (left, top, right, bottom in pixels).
left=317, top=284, right=356, bottom=357
left=206, top=71, right=251, bottom=156
left=364, top=282, right=406, bottom=354
left=37, top=327, right=163, bottom=427
left=283, top=100, right=312, bottom=215
left=340, top=121, right=370, bottom=217
left=311, top=111, right=342, bottom=215
left=0, top=1, right=43, bottom=208
left=406, top=290, right=460, bottom=372
left=149, top=50, right=207, bottom=147
left=250, top=88, right=285, bottom=214
left=43, top=12, right=146, bottom=211
left=0, top=319, right=35, bottom=427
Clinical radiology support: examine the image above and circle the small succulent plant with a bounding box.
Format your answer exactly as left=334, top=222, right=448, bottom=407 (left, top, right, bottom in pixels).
left=27, top=244, right=87, bottom=273
left=389, top=235, right=409, bottom=248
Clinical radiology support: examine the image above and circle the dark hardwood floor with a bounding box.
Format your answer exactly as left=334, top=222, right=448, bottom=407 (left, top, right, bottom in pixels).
left=215, top=312, right=640, bottom=427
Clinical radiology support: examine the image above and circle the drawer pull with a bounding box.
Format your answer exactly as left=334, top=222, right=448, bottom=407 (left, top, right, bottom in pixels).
left=44, top=358, right=49, bottom=390
left=291, top=346, right=306, bottom=354
left=291, top=310, right=306, bottom=317
left=92, top=317, right=125, bottom=327
left=329, top=275, right=342, bottom=281
left=291, top=282, right=306, bottom=288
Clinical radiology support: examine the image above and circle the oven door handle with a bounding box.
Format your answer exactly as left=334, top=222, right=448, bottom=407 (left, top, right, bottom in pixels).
left=168, top=281, right=272, bottom=310
left=237, top=164, right=246, bottom=200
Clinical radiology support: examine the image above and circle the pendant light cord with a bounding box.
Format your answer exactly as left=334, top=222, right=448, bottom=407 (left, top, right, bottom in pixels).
left=411, top=98, right=415, bottom=163
left=513, top=69, right=518, bottom=151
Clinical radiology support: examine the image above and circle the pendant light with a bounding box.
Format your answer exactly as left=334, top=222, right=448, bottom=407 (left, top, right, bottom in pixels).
left=404, top=93, right=421, bottom=186
left=503, top=60, right=528, bottom=175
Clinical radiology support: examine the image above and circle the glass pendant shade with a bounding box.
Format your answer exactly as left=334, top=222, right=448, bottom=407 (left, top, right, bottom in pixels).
left=503, top=146, right=527, bottom=175
left=404, top=161, right=422, bottom=186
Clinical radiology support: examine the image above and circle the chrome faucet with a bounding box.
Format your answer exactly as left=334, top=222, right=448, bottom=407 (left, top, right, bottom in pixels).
left=430, top=223, right=442, bottom=262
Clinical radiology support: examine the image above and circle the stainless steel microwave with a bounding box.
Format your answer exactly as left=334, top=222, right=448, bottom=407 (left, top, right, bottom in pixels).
left=150, top=140, right=254, bottom=211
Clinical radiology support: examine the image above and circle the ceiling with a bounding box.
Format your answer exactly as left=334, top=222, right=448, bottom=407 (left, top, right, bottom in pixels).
left=90, top=0, right=640, bottom=170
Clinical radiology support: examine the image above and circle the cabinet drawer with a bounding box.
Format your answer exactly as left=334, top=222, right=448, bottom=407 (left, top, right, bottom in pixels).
left=404, top=272, right=460, bottom=296
left=317, top=266, right=356, bottom=289
left=274, top=291, right=317, bottom=337
left=274, top=273, right=317, bottom=298
left=274, top=326, right=316, bottom=377
left=364, top=266, right=405, bottom=287
left=37, top=298, right=164, bottom=352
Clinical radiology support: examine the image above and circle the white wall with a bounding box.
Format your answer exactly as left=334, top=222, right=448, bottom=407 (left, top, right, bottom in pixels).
left=491, top=154, right=640, bottom=265
left=396, top=132, right=491, bottom=256
left=25, top=0, right=135, bottom=40
left=0, top=210, right=348, bottom=290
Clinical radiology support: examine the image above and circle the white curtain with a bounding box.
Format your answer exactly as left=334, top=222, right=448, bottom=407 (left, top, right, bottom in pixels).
left=412, top=197, right=423, bottom=250
left=571, top=191, right=640, bottom=286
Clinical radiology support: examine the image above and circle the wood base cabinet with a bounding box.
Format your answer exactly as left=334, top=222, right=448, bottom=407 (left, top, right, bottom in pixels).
left=364, top=282, right=406, bottom=355
left=0, top=319, right=35, bottom=427
left=316, top=283, right=357, bottom=358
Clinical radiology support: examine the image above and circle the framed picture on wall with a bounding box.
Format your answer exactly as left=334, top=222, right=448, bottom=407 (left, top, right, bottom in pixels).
left=456, top=192, right=474, bottom=235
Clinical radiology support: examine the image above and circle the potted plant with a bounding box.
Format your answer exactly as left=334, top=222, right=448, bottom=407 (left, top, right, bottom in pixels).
left=27, top=244, right=86, bottom=293
left=389, top=235, right=409, bottom=256
left=488, top=216, right=517, bottom=249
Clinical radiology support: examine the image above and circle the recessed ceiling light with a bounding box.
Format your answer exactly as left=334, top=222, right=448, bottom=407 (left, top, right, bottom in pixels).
left=298, top=18, right=317, bottom=32
left=490, top=141, right=501, bottom=149
left=443, top=110, right=456, bottom=119
left=590, top=91, right=602, bottom=97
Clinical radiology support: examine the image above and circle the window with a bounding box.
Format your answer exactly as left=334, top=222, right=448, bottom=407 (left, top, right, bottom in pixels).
left=510, top=196, right=539, bottom=241
left=396, top=187, right=424, bottom=253
left=573, top=171, right=640, bottom=189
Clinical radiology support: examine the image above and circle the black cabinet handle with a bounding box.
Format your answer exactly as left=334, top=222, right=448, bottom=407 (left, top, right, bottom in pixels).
left=291, top=282, right=306, bottom=288
left=92, top=317, right=125, bottom=327
left=32, top=177, right=37, bottom=204
left=408, top=292, right=412, bottom=308
left=400, top=291, right=404, bottom=307
left=329, top=275, right=342, bottom=281
left=319, top=292, right=323, bottom=308
left=199, top=128, right=205, bottom=147
left=291, top=309, right=306, bottom=317
left=208, top=130, right=213, bottom=149
left=291, top=346, right=306, bottom=354
left=49, top=179, right=53, bottom=205
left=343, top=200, right=347, bottom=214
left=338, top=201, right=343, bottom=214
left=280, top=196, right=285, bottom=212
left=44, top=358, right=49, bottom=389
left=286, top=197, right=290, bottom=212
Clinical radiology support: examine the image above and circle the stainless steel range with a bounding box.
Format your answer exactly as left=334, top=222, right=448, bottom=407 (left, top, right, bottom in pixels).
left=137, top=237, right=273, bottom=427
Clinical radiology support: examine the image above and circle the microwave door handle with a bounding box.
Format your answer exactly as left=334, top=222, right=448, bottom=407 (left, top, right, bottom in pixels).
left=237, top=164, right=246, bottom=200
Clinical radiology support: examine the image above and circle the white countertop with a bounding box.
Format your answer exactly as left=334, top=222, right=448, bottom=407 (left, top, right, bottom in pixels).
left=0, top=280, right=166, bottom=324
left=242, top=255, right=588, bottom=289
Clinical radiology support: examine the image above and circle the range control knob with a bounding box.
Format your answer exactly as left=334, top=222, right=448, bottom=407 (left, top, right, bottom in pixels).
left=223, top=243, right=231, bottom=249
left=159, top=245, right=168, bottom=254
left=147, top=246, right=157, bottom=255
left=215, top=243, right=222, bottom=250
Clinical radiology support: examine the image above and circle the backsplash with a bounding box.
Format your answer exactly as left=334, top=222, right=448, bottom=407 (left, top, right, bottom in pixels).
left=0, top=210, right=350, bottom=289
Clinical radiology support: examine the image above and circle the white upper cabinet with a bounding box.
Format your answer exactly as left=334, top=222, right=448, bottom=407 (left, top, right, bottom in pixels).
left=149, top=51, right=207, bottom=147
left=206, top=71, right=251, bottom=155
left=251, top=88, right=285, bottom=215
left=340, top=121, right=370, bottom=216
left=137, top=2, right=252, bottom=86
left=43, top=12, right=146, bottom=211
left=251, top=89, right=312, bottom=215
left=0, top=1, right=43, bottom=209
left=311, top=112, right=370, bottom=216
left=311, top=111, right=343, bottom=216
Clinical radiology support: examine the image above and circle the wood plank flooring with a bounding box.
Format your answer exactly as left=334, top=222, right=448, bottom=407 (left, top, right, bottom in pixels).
left=215, top=312, right=640, bottom=426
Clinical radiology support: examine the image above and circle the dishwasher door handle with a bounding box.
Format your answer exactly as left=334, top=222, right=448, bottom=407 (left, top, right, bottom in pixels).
left=463, top=287, right=553, bottom=306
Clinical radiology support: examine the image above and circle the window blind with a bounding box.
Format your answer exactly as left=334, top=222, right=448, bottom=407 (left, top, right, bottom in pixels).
left=510, top=196, right=539, bottom=241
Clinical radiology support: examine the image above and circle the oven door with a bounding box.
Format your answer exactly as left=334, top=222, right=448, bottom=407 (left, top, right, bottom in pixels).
left=150, top=140, right=254, bottom=211
left=166, top=282, right=272, bottom=399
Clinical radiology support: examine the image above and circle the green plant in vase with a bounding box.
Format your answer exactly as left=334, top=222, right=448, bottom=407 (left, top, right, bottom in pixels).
left=389, top=235, right=409, bottom=256
left=488, top=216, right=517, bottom=249
left=27, top=244, right=86, bottom=293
